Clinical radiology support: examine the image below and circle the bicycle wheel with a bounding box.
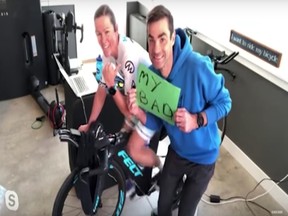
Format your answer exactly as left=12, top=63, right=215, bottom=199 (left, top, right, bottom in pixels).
left=52, top=161, right=126, bottom=216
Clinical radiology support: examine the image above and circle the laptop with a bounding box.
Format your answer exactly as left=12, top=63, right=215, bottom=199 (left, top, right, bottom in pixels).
left=53, top=54, right=98, bottom=97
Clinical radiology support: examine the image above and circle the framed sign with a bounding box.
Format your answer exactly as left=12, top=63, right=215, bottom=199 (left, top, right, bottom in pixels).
left=230, top=30, right=282, bottom=68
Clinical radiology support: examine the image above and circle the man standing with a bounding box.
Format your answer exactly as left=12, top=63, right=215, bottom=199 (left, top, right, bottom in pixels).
left=127, top=5, right=232, bottom=216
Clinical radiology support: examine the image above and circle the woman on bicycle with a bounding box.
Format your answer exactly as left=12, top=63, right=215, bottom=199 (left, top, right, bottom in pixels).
left=79, top=4, right=148, bottom=132
left=78, top=4, right=162, bottom=172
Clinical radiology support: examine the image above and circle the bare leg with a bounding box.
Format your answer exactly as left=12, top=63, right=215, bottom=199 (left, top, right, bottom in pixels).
left=127, top=130, right=160, bottom=168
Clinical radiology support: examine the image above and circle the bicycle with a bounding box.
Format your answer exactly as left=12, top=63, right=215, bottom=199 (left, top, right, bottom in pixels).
left=52, top=121, right=182, bottom=216
left=184, top=27, right=239, bottom=145
left=208, top=49, right=239, bottom=144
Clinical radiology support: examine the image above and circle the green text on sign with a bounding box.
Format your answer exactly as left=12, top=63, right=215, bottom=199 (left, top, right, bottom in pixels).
left=136, top=64, right=181, bottom=125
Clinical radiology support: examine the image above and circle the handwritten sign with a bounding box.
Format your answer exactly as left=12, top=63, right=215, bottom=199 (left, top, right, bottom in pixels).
left=136, top=64, right=181, bottom=125
left=230, top=30, right=282, bottom=68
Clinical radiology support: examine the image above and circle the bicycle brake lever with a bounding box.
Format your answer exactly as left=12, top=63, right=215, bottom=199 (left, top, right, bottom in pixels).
left=227, top=51, right=239, bottom=63
left=219, top=51, right=239, bottom=65
left=59, top=135, right=79, bottom=147
left=70, top=128, right=81, bottom=136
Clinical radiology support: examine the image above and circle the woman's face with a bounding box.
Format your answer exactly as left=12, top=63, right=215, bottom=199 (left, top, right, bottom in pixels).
left=95, top=15, right=118, bottom=57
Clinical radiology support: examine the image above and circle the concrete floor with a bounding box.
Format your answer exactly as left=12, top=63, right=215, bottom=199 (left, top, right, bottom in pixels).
left=0, top=84, right=287, bottom=216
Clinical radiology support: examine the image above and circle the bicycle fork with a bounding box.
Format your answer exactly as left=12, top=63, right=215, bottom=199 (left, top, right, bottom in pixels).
left=76, top=148, right=110, bottom=214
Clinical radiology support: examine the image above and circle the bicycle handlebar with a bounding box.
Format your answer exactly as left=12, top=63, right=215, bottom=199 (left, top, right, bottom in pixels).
left=184, top=27, right=197, bottom=37
left=217, top=51, right=239, bottom=65
left=208, top=50, right=239, bottom=80
left=208, top=50, right=239, bottom=65
left=54, top=122, right=130, bottom=183
left=54, top=122, right=128, bottom=150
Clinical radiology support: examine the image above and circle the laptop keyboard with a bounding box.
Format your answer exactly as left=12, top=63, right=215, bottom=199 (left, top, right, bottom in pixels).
left=74, top=76, right=89, bottom=93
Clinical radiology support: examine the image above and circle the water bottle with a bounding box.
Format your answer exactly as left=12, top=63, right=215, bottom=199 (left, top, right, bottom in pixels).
left=96, top=54, right=103, bottom=82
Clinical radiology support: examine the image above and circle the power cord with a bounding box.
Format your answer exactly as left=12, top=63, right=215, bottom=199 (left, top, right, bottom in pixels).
left=79, top=96, right=88, bottom=123
left=202, top=174, right=288, bottom=215
left=202, top=193, right=272, bottom=216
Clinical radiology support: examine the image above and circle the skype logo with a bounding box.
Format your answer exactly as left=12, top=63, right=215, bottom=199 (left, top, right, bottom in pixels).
left=5, top=190, right=19, bottom=211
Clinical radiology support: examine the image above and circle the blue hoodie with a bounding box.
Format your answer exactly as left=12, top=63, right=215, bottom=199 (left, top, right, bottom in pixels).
left=145, top=28, right=232, bottom=165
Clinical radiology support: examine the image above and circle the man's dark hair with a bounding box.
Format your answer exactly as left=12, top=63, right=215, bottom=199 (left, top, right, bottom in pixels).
left=94, top=4, right=116, bottom=30
left=147, top=5, right=174, bottom=37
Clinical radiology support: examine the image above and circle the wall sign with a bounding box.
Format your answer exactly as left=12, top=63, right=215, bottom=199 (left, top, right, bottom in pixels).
left=230, top=30, right=282, bottom=68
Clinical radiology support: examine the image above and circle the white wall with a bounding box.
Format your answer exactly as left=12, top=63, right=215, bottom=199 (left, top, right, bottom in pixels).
left=41, top=0, right=288, bottom=86
left=153, top=0, right=288, bottom=85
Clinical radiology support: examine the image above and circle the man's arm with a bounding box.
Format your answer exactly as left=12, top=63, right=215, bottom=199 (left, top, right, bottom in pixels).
left=199, top=58, right=232, bottom=125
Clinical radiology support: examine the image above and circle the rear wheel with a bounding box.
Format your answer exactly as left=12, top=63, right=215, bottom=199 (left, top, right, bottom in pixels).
left=52, top=161, right=126, bottom=216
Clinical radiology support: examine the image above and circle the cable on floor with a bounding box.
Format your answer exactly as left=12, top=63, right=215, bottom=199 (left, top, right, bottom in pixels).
left=201, top=173, right=288, bottom=215
left=31, top=115, right=46, bottom=129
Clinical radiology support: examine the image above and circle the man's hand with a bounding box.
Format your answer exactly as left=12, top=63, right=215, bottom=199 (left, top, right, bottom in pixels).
left=102, top=62, right=121, bottom=87
left=174, top=108, right=198, bottom=133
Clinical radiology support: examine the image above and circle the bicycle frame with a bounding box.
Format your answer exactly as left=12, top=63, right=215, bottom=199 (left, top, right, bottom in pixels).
left=65, top=127, right=161, bottom=214
left=106, top=131, right=161, bottom=195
